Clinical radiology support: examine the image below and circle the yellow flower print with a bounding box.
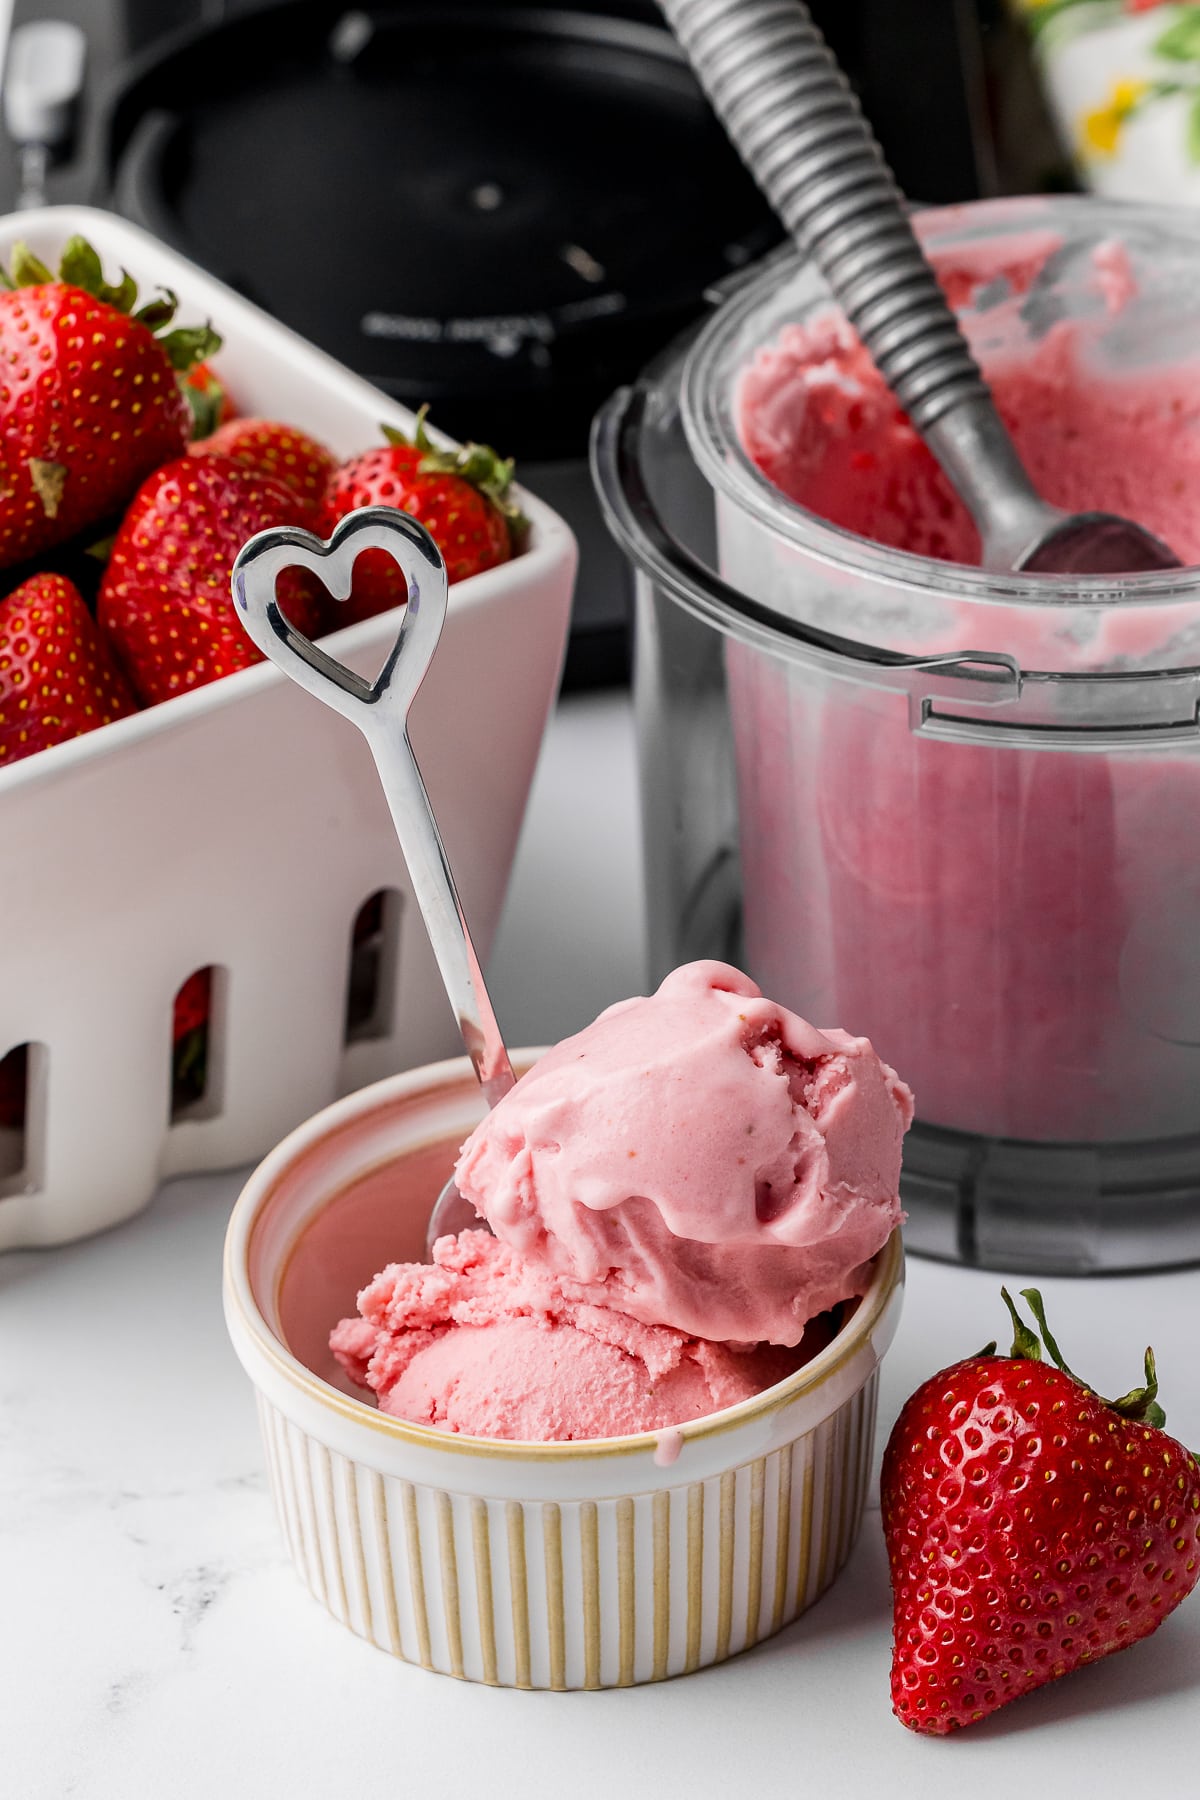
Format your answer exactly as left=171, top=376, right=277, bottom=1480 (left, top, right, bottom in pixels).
left=1080, top=77, right=1150, bottom=156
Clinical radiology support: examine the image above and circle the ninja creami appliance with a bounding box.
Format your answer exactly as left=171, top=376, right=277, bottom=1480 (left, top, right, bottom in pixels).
left=594, top=194, right=1200, bottom=1276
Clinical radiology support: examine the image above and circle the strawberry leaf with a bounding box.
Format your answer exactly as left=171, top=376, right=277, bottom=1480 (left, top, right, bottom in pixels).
left=58, top=234, right=106, bottom=295
left=1019, top=1287, right=1078, bottom=1379
left=99, top=267, right=139, bottom=313
left=1107, top=1347, right=1167, bottom=1429
left=159, top=322, right=222, bottom=373
left=999, top=1287, right=1171, bottom=1428
left=9, top=242, right=54, bottom=287
left=1000, top=1286, right=1041, bottom=1362
left=133, top=288, right=179, bottom=330
left=47, top=238, right=142, bottom=314
left=382, top=402, right=435, bottom=454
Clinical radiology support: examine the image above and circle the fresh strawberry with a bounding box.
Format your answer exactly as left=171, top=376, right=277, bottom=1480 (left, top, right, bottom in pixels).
left=97, top=454, right=325, bottom=705
left=317, top=408, right=525, bottom=624
left=0, top=1042, right=27, bottom=1131
left=182, top=360, right=236, bottom=440
left=882, top=1288, right=1200, bottom=1735
left=0, top=573, right=137, bottom=766
left=0, top=236, right=219, bottom=569
left=171, top=967, right=213, bottom=1111
left=192, top=417, right=336, bottom=509
left=173, top=968, right=212, bottom=1043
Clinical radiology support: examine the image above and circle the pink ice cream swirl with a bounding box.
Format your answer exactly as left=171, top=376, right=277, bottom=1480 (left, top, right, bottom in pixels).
left=329, top=1229, right=800, bottom=1442
left=454, top=960, right=913, bottom=1347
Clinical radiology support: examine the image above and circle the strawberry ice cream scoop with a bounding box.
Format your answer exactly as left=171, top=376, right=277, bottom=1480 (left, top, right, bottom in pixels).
left=330, top=1230, right=801, bottom=1441
left=453, top=960, right=913, bottom=1346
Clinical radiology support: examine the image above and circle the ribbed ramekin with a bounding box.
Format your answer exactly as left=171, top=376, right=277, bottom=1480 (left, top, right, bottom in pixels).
left=223, top=1054, right=904, bottom=1688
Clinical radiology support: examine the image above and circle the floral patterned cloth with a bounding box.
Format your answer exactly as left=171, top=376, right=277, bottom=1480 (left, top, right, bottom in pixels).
left=1015, top=0, right=1200, bottom=198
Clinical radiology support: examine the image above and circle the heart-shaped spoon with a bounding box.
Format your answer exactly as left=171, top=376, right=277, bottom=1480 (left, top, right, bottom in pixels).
left=231, top=505, right=509, bottom=1248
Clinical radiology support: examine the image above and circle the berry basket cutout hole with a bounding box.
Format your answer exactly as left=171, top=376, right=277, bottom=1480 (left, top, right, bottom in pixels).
left=170, top=966, right=227, bottom=1125
left=0, top=1041, right=46, bottom=1200
left=344, top=888, right=403, bottom=1044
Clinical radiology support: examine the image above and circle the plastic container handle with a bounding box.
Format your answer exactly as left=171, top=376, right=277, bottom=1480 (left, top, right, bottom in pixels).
left=231, top=506, right=516, bottom=1103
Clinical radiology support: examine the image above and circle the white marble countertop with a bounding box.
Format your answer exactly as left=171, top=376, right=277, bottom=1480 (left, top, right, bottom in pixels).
left=5, top=692, right=1200, bottom=1799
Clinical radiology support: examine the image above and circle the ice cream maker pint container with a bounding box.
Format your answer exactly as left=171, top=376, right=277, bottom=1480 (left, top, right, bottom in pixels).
left=593, top=194, right=1200, bottom=1276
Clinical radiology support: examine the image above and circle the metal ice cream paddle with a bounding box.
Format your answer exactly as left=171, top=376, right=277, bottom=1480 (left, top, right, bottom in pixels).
left=657, top=0, right=1181, bottom=576
left=232, top=507, right=508, bottom=1252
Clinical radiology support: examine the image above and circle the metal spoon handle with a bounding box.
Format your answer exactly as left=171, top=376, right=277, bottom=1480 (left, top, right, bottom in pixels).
left=231, top=506, right=517, bottom=1108
left=658, top=0, right=991, bottom=432
left=369, top=715, right=516, bottom=1109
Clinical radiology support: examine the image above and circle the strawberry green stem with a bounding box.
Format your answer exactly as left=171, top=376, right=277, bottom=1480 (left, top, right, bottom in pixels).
left=993, top=1287, right=1169, bottom=1429
left=382, top=403, right=436, bottom=456
left=1020, top=1288, right=1078, bottom=1378
left=7, top=242, right=51, bottom=286
left=0, top=235, right=221, bottom=373
left=1108, top=1347, right=1166, bottom=1429
left=382, top=407, right=529, bottom=540
left=1000, top=1286, right=1041, bottom=1362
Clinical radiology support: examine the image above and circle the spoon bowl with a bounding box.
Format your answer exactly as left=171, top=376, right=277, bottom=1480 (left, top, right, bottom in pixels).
left=1016, top=513, right=1181, bottom=576
left=427, top=1175, right=486, bottom=1243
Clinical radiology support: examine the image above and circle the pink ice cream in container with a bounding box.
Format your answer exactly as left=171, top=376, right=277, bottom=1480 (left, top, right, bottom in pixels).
left=222, top=507, right=907, bottom=1688
left=593, top=190, right=1200, bottom=1280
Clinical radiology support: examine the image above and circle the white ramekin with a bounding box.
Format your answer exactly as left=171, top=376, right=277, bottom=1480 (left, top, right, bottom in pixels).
left=223, top=1055, right=904, bottom=1689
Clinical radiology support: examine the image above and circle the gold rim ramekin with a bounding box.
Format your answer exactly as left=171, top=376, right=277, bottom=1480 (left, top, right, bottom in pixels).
left=223, top=1052, right=904, bottom=1688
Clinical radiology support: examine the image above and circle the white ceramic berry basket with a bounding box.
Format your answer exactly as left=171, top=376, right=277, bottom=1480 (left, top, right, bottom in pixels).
left=0, top=206, right=576, bottom=1250
left=223, top=1053, right=905, bottom=1690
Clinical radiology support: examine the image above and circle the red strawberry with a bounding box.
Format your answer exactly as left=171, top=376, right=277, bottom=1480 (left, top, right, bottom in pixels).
left=171, top=968, right=213, bottom=1111
left=173, top=968, right=212, bottom=1043
left=182, top=360, right=237, bottom=440
left=97, top=454, right=325, bottom=705
left=192, top=417, right=336, bottom=509
left=0, top=572, right=137, bottom=765
left=0, top=1042, right=27, bottom=1131
left=317, top=408, right=525, bottom=625
left=0, top=236, right=220, bottom=569
left=882, top=1288, right=1200, bottom=1735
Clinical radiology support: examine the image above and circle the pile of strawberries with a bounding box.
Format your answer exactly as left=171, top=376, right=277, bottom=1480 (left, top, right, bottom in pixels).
left=0, top=234, right=525, bottom=1118
left=0, top=233, right=524, bottom=767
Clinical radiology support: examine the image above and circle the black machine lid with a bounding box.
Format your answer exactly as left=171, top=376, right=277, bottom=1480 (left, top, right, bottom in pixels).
left=106, top=2, right=780, bottom=457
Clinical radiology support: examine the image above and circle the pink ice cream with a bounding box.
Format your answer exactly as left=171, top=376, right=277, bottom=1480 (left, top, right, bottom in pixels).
left=329, top=1230, right=803, bottom=1442
left=738, top=236, right=1200, bottom=567
left=454, top=961, right=912, bottom=1346
left=330, top=960, right=909, bottom=1440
